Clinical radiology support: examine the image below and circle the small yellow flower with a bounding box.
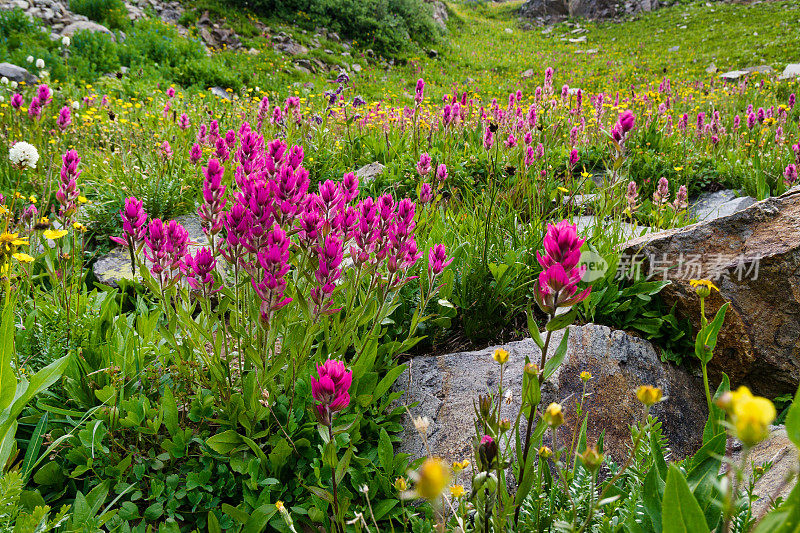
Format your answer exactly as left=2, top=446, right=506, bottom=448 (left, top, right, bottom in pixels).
left=727, top=386, right=775, bottom=447
left=275, top=500, right=285, bottom=512
left=636, top=385, right=663, bottom=406
left=450, top=484, right=465, bottom=498
left=580, top=371, right=593, bottom=382
left=28, top=195, right=36, bottom=204
left=557, top=186, right=569, bottom=193
left=394, top=477, right=408, bottom=491
left=690, top=279, right=719, bottom=298
left=78, top=195, right=89, bottom=204
left=42, top=229, right=68, bottom=240
left=544, top=403, right=564, bottom=428
left=674, top=166, right=683, bottom=172
left=452, top=459, right=470, bottom=472
left=0, top=232, right=29, bottom=257
left=13, top=252, right=33, bottom=263
left=538, top=446, right=552, bottom=459
left=414, top=458, right=450, bottom=500
left=493, top=348, right=509, bottom=365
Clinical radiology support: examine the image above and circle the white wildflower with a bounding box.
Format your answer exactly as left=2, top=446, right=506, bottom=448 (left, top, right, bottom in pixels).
left=0, top=77, right=7, bottom=85
left=61, top=36, right=71, bottom=47
left=413, top=416, right=431, bottom=435
left=10, top=81, right=17, bottom=89
left=71, top=101, right=80, bottom=110
left=8, top=142, right=40, bottom=169
left=26, top=56, right=33, bottom=64
left=35, top=59, right=45, bottom=69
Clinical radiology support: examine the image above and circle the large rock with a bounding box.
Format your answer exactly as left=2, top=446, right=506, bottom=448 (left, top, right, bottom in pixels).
left=0, top=62, right=37, bottom=84
left=689, top=189, right=756, bottom=223
left=62, top=21, right=114, bottom=40
left=620, top=188, right=800, bottom=397
left=725, top=426, right=798, bottom=515
left=399, top=324, right=707, bottom=467
left=520, top=0, right=657, bottom=19
left=779, top=63, right=800, bottom=80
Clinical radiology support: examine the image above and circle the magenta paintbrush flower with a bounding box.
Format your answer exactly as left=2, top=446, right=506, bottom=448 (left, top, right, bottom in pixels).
left=536, top=220, right=585, bottom=271
left=428, top=244, right=452, bottom=277
left=534, top=220, right=590, bottom=314
left=311, top=359, right=353, bottom=426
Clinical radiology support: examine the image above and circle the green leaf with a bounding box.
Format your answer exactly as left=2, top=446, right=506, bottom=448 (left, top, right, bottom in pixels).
left=650, top=429, right=668, bottom=480
left=372, top=364, right=406, bottom=404
left=527, top=306, right=544, bottom=349
left=703, top=373, right=730, bottom=443
left=784, top=383, right=800, bottom=449
left=335, top=446, right=353, bottom=485
left=687, top=433, right=726, bottom=530
left=243, top=504, right=278, bottom=533
left=378, top=429, right=394, bottom=473
left=546, top=309, right=577, bottom=331
left=0, top=297, right=17, bottom=412
left=222, top=503, right=251, bottom=524
left=694, top=303, right=729, bottom=364
left=144, top=501, right=164, bottom=521
left=21, top=412, right=47, bottom=479
left=208, top=511, right=222, bottom=533
left=206, top=430, right=244, bottom=455
left=543, top=330, right=570, bottom=381
left=162, top=387, right=179, bottom=437
left=662, top=465, right=709, bottom=533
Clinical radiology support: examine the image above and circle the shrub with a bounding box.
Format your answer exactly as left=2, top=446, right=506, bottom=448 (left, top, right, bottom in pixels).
left=69, top=29, right=121, bottom=79
left=230, top=0, right=441, bottom=56
left=69, top=0, right=129, bottom=29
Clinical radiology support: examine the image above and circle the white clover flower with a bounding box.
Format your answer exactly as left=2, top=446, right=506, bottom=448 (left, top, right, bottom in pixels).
left=0, top=77, right=7, bottom=85
left=26, top=56, right=33, bottom=64
left=9, top=142, right=40, bottom=169
left=10, top=81, right=17, bottom=89
left=35, top=58, right=45, bottom=69
left=61, top=36, right=71, bottom=47
left=71, top=101, right=80, bottom=110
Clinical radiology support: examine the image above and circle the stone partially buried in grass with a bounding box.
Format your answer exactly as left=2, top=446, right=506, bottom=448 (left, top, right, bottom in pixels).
left=397, top=324, right=707, bottom=470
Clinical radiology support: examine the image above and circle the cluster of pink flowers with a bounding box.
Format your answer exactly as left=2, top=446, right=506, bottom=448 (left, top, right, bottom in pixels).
left=533, top=220, right=591, bottom=315
left=56, top=150, right=81, bottom=221
left=311, top=359, right=352, bottom=426
left=115, top=123, right=450, bottom=328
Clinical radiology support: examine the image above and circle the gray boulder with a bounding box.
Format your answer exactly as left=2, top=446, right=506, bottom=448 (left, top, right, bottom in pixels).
left=398, top=324, right=707, bottom=467
left=355, top=162, right=385, bottom=184
left=779, top=63, right=800, bottom=80
left=689, top=189, right=755, bottom=223
left=0, top=62, right=36, bottom=84
left=62, top=21, right=114, bottom=40
left=209, top=86, right=232, bottom=100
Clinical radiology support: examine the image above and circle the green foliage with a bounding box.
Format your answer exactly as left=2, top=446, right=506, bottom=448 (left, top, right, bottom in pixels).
left=69, top=0, right=128, bottom=29
left=70, top=30, right=121, bottom=80
left=232, top=0, right=442, bottom=57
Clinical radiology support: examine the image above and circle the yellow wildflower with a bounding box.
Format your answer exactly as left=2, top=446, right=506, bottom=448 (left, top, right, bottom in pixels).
left=42, top=229, right=68, bottom=240
left=13, top=252, right=33, bottom=263
left=636, top=385, right=663, bottom=406
left=450, top=485, right=465, bottom=498
left=493, top=348, right=509, bottom=365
